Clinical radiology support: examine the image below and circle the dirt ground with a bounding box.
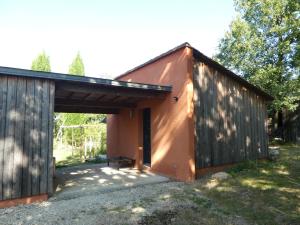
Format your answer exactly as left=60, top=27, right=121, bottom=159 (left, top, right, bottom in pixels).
left=1, top=144, right=298, bottom=225
left=0, top=164, right=247, bottom=225
left=53, top=163, right=169, bottom=201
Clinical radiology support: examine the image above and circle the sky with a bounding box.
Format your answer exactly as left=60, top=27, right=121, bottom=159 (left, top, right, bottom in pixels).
left=0, top=0, right=236, bottom=79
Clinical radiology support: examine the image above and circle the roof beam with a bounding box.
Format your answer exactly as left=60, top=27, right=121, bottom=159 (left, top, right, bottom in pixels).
left=80, top=93, right=92, bottom=101
left=96, top=95, right=106, bottom=101
left=110, top=96, right=121, bottom=102
left=54, top=105, right=120, bottom=114
left=55, top=98, right=136, bottom=108
left=55, top=83, right=168, bottom=99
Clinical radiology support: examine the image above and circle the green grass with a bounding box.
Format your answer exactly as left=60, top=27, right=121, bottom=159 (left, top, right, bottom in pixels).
left=54, top=147, right=106, bottom=168
left=55, top=154, right=107, bottom=168
left=194, top=144, right=300, bottom=225
left=55, top=154, right=85, bottom=168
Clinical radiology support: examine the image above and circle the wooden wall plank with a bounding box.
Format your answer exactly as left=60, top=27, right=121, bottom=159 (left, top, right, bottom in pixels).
left=228, top=79, right=236, bottom=162
left=215, top=71, right=223, bottom=165
left=245, top=89, right=251, bottom=160
left=218, top=73, right=226, bottom=164
left=224, top=73, right=230, bottom=164
left=212, top=69, right=219, bottom=166
left=32, top=80, right=42, bottom=195
left=202, top=65, right=211, bottom=167
left=47, top=81, right=55, bottom=196
left=2, top=77, right=17, bottom=200
left=234, top=85, right=240, bottom=162
left=258, top=97, right=264, bottom=158
left=12, top=78, right=26, bottom=199
left=239, top=88, right=246, bottom=161
left=40, top=81, right=50, bottom=194
left=0, top=76, right=54, bottom=200
left=256, top=95, right=262, bottom=158
left=263, top=100, right=268, bottom=157
left=263, top=102, right=269, bottom=157
left=205, top=66, right=213, bottom=167
left=254, top=94, right=259, bottom=158
left=0, top=76, right=8, bottom=200
left=193, top=63, right=202, bottom=168
left=22, top=79, right=34, bottom=197
left=252, top=94, right=258, bottom=159
left=194, top=62, right=269, bottom=169
left=232, top=82, right=239, bottom=162
left=249, top=92, right=255, bottom=159
left=198, top=63, right=206, bottom=167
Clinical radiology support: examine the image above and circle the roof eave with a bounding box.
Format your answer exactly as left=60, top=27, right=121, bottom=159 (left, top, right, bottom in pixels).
left=0, top=66, right=172, bottom=93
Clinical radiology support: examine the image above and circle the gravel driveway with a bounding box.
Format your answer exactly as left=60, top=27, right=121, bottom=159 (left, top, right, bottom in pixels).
left=0, top=164, right=178, bottom=225
left=0, top=164, right=248, bottom=225
left=53, top=163, right=169, bottom=200
left=0, top=179, right=184, bottom=225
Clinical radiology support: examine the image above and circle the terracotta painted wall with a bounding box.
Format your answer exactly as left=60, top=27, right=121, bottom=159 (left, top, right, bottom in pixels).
left=107, top=47, right=195, bottom=181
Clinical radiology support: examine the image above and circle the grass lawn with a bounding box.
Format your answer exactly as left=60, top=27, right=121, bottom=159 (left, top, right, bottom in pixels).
left=54, top=147, right=106, bottom=168
left=138, top=144, right=300, bottom=225
left=53, top=144, right=299, bottom=225
left=189, top=144, right=300, bottom=225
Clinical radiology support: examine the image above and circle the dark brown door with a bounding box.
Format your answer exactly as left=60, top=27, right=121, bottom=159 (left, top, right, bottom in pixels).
left=143, top=108, right=151, bottom=165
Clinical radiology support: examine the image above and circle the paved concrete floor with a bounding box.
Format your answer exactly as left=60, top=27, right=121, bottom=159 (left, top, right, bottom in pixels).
left=53, top=163, right=169, bottom=201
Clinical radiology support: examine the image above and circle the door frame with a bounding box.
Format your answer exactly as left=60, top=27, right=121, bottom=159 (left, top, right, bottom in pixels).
left=142, top=108, right=151, bottom=166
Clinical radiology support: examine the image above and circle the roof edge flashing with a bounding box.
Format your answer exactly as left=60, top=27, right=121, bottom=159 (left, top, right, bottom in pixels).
left=0, top=66, right=172, bottom=93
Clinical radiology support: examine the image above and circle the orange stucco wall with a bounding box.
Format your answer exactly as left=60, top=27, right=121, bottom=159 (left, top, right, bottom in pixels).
left=107, top=47, right=195, bottom=181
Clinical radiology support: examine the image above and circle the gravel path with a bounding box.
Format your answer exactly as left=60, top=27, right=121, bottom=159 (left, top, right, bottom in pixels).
left=0, top=181, right=185, bottom=225
left=0, top=165, right=250, bottom=225
left=53, top=164, right=169, bottom=201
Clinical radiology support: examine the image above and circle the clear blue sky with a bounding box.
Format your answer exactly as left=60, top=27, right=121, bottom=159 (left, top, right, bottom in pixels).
left=0, top=0, right=236, bottom=78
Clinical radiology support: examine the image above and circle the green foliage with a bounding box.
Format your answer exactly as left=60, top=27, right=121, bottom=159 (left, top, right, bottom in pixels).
left=53, top=52, right=107, bottom=160
left=30, top=50, right=107, bottom=163
left=56, top=52, right=87, bottom=139
left=68, top=52, right=85, bottom=76
left=214, top=0, right=300, bottom=111
left=55, top=113, right=106, bottom=150
left=31, top=51, right=51, bottom=72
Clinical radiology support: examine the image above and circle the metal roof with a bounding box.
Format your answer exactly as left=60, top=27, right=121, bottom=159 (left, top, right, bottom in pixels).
left=0, top=66, right=172, bottom=114
left=0, top=66, right=172, bottom=92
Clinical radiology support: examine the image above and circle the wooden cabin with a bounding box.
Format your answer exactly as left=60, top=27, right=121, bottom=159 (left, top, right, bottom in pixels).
left=0, top=43, right=272, bottom=206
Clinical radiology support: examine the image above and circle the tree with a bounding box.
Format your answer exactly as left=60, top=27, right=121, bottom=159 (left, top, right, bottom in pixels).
left=57, top=53, right=106, bottom=153
left=51, top=52, right=106, bottom=157
left=31, top=51, right=51, bottom=72
left=214, top=0, right=300, bottom=112
left=69, top=52, right=85, bottom=76
left=59, top=52, right=86, bottom=145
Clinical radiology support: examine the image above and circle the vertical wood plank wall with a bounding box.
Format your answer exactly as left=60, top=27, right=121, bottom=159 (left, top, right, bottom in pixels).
left=0, top=76, right=55, bottom=200
left=194, top=61, right=269, bottom=169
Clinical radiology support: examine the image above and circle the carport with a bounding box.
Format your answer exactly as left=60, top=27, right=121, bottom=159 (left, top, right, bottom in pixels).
left=0, top=66, right=171, bottom=206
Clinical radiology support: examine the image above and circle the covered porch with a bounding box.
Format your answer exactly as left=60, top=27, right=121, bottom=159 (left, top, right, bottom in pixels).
left=0, top=66, right=172, bottom=205
left=54, top=163, right=169, bottom=201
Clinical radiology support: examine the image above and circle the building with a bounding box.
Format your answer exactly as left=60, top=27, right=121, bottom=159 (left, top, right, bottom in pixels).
left=0, top=43, right=272, bottom=206
left=107, top=43, right=273, bottom=181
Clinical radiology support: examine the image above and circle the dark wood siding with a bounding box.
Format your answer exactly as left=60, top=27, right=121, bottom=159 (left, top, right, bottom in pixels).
left=283, top=106, right=300, bottom=143
left=0, top=76, right=55, bottom=200
left=194, top=62, right=269, bottom=169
